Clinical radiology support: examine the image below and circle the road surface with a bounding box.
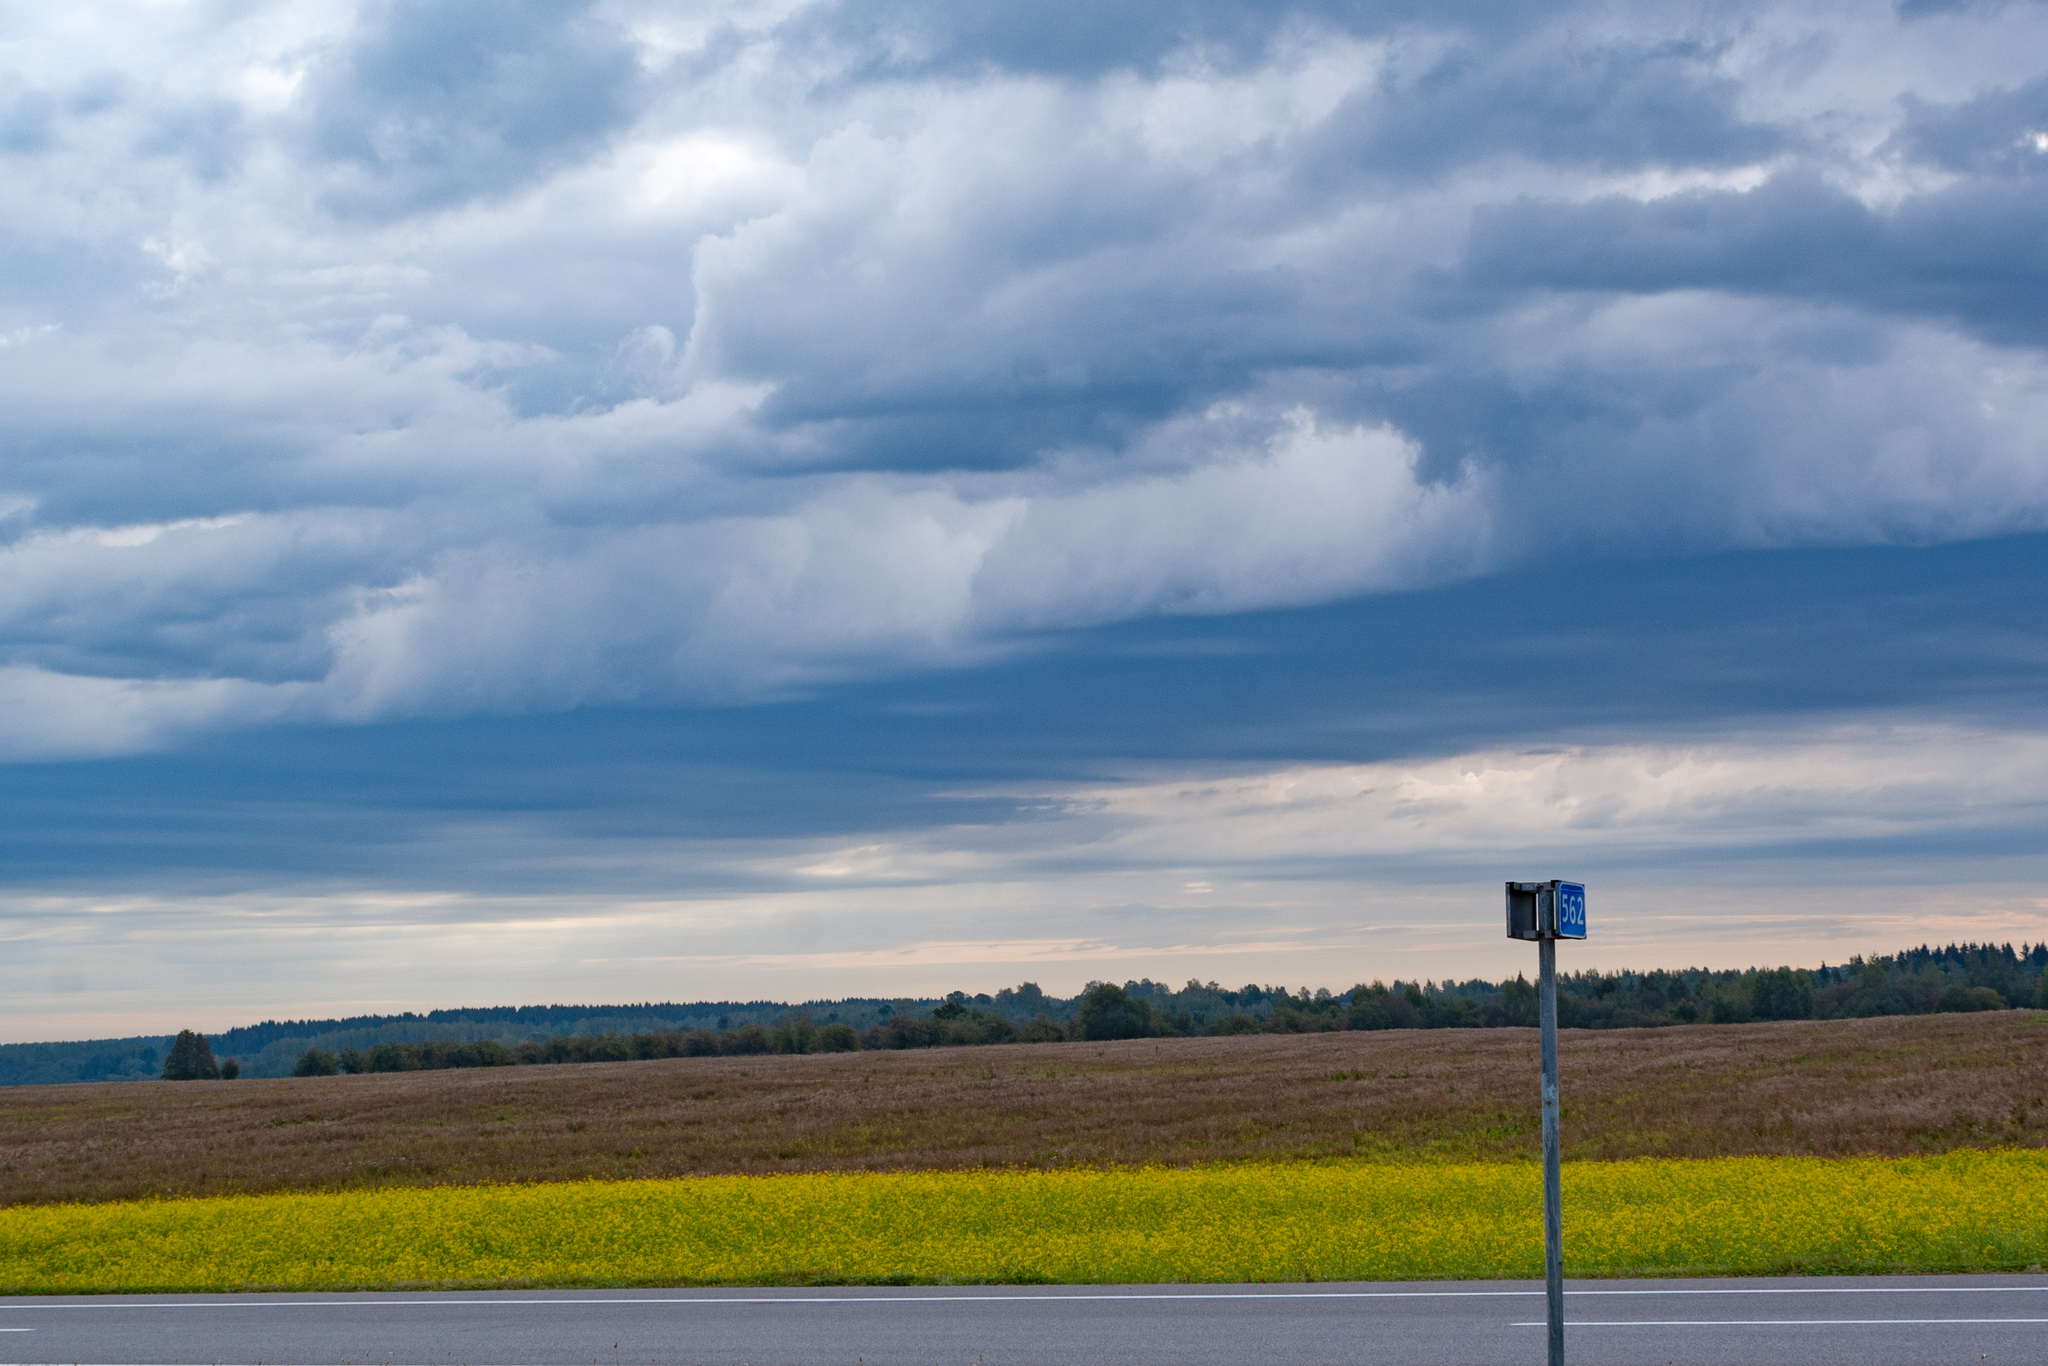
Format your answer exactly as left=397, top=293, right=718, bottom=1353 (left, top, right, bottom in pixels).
left=0, top=1275, right=2041, bottom=1365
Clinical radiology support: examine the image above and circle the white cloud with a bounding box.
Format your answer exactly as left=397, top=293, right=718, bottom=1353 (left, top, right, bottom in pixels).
left=996, top=725, right=2048, bottom=870
left=971, top=413, right=1490, bottom=628
left=304, top=408, right=1481, bottom=719
left=0, top=667, right=310, bottom=762
left=0, top=0, right=2042, bottom=751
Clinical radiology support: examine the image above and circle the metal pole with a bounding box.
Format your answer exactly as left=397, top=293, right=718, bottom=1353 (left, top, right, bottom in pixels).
left=1539, top=934, right=1563, bottom=1366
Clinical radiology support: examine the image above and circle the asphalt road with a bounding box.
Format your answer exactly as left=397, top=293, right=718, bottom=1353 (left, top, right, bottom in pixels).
left=0, top=1276, right=2042, bottom=1366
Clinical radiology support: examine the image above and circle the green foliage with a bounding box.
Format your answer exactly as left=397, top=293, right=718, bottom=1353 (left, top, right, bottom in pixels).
left=1263, top=989, right=1348, bottom=1034
left=1751, top=968, right=1815, bottom=1021
left=994, top=982, right=1053, bottom=1017
left=770, top=1018, right=821, bottom=1054
left=1423, top=993, right=1483, bottom=1028
left=1938, top=985, right=2006, bottom=1013
left=366, top=1042, right=416, bottom=1072
left=160, top=1031, right=219, bottom=1082
left=161, top=1001, right=793, bottom=1071
left=818, top=1023, right=860, bottom=1052
left=1347, top=984, right=1418, bottom=1031
left=1501, top=975, right=1538, bottom=1028
left=219, top=1059, right=240, bottom=1080
left=291, top=1048, right=339, bottom=1077
left=864, top=999, right=1024, bottom=1050
left=869, top=1017, right=944, bottom=1049
left=1077, top=983, right=1154, bottom=1041
left=0, top=1039, right=162, bottom=1086
left=386, top=1040, right=513, bottom=1069
left=719, top=1025, right=771, bottom=1055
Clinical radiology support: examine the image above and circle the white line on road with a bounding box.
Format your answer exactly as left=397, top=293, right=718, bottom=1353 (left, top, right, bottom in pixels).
left=1516, top=1318, right=2048, bottom=1327
left=1, top=1286, right=2043, bottom=1310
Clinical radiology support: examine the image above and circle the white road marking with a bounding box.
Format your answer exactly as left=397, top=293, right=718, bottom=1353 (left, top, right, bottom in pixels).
left=1518, top=1318, right=2048, bottom=1327
left=0, top=1286, right=2042, bottom=1310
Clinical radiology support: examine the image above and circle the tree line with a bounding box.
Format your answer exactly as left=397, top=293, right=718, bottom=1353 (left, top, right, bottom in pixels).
left=290, top=1021, right=864, bottom=1074
left=271, top=941, right=2048, bottom=1077
left=285, top=992, right=1134, bottom=1074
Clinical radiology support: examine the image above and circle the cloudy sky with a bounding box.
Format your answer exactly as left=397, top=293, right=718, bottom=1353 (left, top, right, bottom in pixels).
left=3, top=0, right=2047, bottom=1040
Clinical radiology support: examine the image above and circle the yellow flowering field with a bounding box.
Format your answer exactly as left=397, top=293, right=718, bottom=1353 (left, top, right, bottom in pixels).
left=1, top=1151, right=2043, bottom=1293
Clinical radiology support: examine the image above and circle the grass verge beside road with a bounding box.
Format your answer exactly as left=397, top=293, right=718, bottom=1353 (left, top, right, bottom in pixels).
left=2, top=1150, right=2043, bottom=1293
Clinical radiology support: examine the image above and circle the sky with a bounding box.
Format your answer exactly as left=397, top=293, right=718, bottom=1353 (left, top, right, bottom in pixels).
left=2, top=0, right=2047, bottom=1042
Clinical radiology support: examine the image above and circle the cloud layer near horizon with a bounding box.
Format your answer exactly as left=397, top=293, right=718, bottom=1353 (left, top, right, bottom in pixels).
left=10, top=720, right=2048, bottom=1039
left=3, top=0, right=2047, bottom=755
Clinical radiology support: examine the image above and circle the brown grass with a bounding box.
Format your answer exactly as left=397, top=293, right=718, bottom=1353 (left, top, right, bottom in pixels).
left=3, top=1012, right=2045, bottom=1207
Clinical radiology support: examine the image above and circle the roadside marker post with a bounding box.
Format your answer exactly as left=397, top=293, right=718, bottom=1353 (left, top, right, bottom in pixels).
left=1506, top=879, right=1586, bottom=1366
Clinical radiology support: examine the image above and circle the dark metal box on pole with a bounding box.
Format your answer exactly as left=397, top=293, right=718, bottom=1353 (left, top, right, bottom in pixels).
left=1506, top=879, right=1585, bottom=1366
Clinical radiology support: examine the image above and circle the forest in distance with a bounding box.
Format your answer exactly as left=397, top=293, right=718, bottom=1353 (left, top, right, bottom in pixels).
left=277, top=939, right=2048, bottom=1076
left=5, top=939, right=2030, bottom=1086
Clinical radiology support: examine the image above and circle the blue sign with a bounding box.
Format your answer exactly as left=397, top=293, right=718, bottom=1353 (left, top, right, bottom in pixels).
left=1556, top=882, right=1587, bottom=939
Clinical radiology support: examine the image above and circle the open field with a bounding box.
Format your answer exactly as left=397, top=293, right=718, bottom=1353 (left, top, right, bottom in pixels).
left=3, top=1152, right=2044, bottom=1292
left=1, top=1012, right=2043, bottom=1206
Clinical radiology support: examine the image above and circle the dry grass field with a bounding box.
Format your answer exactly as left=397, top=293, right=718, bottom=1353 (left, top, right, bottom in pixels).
left=2, top=1012, right=2043, bottom=1206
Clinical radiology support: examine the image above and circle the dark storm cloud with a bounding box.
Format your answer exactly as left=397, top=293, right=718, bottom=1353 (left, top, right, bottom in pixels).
left=1302, top=39, right=1782, bottom=189
left=1461, top=169, right=2048, bottom=347
left=302, top=0, right=646, bottom=217
left=6, top=533, right=2045, bottom=893
left=0, top=0, right=2043, bottom=751
left=1451, top=58, right=2048, bottom=346
left=1890, top=73, right=2048, bottom=171
left=688, top=13, right=1787, bottom=478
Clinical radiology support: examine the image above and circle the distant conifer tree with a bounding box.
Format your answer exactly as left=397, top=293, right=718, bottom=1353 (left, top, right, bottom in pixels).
left=161, top=1030, right=220, bottom=1081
